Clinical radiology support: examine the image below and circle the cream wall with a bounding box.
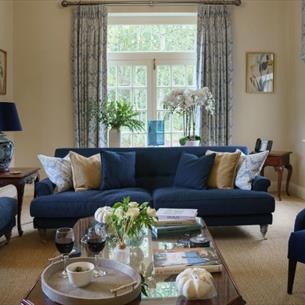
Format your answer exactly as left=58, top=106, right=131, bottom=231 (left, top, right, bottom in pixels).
left=232, top=0, right=290, bottom=152
left=0, top=0, right=15, bottom=156
left=0, top=0, right=13, bottom=101
left=287, top=1, right=305, bottom=198
left=11, top=0, right=303, bottom=194
left=13, top=0, right=74, bottom=167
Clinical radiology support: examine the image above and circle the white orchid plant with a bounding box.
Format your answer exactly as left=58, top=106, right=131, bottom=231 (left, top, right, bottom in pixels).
left=163, top=88, right=215, bottom=144
left=94, top=197, right=157, bottom=249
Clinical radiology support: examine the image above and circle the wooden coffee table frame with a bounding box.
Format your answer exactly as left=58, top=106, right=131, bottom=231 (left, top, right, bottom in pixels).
left=23, top=218, right=246, bottom=305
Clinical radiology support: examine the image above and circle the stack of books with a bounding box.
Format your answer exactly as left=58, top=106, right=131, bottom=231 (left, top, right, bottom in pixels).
left=152, top=208, right=201, bottom=238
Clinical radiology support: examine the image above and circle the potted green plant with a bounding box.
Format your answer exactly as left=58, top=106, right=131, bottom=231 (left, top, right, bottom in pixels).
left=163, top=88, right=215, bottom=146
left=99, top=99, right=145, bottom=147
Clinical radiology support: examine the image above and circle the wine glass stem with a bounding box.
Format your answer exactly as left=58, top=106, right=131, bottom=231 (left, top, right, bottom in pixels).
left=63, top=254, right=68, bottom=277
left=95, top=254, right=99, bottom=275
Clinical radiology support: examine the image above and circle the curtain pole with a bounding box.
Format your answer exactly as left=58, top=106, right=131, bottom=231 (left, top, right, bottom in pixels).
left=61, top=0, right=241, bottom=7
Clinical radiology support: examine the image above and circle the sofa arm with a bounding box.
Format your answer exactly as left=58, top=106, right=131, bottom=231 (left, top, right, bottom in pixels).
left=35, top=178, right=55, bottom=197
left=251, top=175, right=271, bottom=192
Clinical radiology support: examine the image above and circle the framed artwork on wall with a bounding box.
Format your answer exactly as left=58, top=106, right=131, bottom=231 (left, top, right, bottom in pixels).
left=246, top=52, right=274, bottom=93
left=0, top=49, right=7, bottom=95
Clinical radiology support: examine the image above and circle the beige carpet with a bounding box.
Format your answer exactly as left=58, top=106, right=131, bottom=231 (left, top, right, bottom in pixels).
left=1, top=193, right=305, bottom=305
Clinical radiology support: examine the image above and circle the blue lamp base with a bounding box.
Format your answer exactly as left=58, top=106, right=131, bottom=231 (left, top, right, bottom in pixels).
left=0, top=132, right=13, bottom=172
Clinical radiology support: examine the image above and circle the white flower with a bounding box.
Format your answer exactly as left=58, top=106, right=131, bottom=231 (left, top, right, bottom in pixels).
left=147, top=207, right=157, bottom=217
left=126, top=207, right=140, bottom=218
left=114, top=207, right=124, bottom=219
left=128, top=201, right=139, bottom=208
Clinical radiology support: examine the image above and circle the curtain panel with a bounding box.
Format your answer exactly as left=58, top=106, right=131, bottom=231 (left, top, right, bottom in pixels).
left=301, top=0, right=305, bottom=61
left=72, top=5, right=108, bottom=148
left=196, top=5, right=233, bottom=146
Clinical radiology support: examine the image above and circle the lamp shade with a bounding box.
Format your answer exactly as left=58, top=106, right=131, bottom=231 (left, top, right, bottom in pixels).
left=0, top=102, right=22, bottom=131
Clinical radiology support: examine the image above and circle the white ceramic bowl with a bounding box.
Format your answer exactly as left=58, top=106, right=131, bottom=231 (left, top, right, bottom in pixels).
left=66, top=261, right=94, bottom=288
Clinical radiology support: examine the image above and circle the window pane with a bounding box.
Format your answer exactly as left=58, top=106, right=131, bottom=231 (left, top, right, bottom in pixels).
left=134, top=65, right=147, bottom=87
left=108, top=88, right=116, bottom=101
left=121, top=133, right=132, bottom=147
left=186, top=65, right=195, bottom=87
left=118, top=65, right=131, bottom=86
left=172, top=113, right=184, bottom=132
left=108, top=24, right=196, bottom=52
left=133, top=134, right=146, bottom=147
left=157, top=65, right=171, bottom=87
left=172, top=133, right=183, bottom=146
left=108, top=65, right=117, bottom=87
left=134, top=89, right=147, bottom=111
left=172, top=65, right=186, bottom=87
left=117, top=88, right=131, bottom=101
left=157, top=88, right=171, bottom=110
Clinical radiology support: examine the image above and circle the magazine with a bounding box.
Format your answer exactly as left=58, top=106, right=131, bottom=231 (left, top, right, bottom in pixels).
left=153, top=247, right=222, bottom=275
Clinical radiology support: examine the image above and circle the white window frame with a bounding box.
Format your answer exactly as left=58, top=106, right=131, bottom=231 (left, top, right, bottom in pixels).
left=107, top=15, right=197, bottom=146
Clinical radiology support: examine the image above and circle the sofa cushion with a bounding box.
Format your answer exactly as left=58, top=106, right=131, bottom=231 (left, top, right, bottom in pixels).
left=153, top=187, right=275, bottom=217
left=70, top=151, right=101, bottom=191
left=235, top=151, right=269, bottom=190
left=101, top=151, right=136, bottom=190
left=174, top=153, right=216, bottom=189
left=206, top=150, right=241, bottom=189
left=30, top=188, right=152, bottom=218
left=38, top=153, right=73, bottom=192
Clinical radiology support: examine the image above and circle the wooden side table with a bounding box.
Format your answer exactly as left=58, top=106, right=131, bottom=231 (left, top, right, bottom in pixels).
left=0, top=167, right=40, bottom=236
left=262, top=151, right=292, bottom=201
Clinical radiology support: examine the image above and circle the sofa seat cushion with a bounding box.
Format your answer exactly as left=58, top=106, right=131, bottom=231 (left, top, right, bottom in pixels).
left=30, top=188, right=152, bottom=218
left=153, top=187, right=275, bottom=217
left=0, top=198, right=17, bottom=231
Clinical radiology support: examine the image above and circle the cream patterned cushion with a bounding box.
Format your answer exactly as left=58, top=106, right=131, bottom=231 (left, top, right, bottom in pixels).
left=69, top=151, right=101, bottom=191
left=38, top=154, right=72, bottom=193
left=235, top=151, right=269, bottom=190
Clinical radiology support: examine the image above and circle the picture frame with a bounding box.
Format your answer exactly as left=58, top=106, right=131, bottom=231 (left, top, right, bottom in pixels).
left=254, top=138, right=273, bottom=153
left=0, top=49, right=7, bottom=95
left=246, top=52, right=274, bottom=93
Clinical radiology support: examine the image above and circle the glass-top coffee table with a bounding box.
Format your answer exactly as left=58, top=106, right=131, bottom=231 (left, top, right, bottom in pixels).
left=24, top=217, right=246, bottom=305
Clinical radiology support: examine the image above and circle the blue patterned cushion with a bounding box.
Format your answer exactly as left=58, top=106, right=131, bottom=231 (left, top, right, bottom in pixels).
left=38, top=154, right=72, bottom=193
left=235, top=151, right=269, bottom=190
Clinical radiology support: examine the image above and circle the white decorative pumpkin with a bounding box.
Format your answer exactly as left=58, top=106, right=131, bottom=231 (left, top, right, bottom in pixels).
left=94, top=206, right=112, bottom=224
left=175, top=268, right=216, bottom=300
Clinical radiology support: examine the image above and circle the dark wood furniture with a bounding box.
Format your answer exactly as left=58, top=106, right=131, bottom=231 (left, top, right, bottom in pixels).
left=262, top=151, right=293, bottom=201
left=0, top=167, right=40, bottom=236
left=23, top=217, right=246, bottom=305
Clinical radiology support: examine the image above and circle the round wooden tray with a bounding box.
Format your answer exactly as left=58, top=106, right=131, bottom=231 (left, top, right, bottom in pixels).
left=41, top=257, right=141, bottom=305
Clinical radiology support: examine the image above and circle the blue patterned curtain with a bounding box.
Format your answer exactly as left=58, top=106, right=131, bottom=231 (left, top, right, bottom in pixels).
left=301, top=0, right=305, bottom=60
left=196, top=5, right=233, bottom=145
left=72, top=5, right=107, bottom=148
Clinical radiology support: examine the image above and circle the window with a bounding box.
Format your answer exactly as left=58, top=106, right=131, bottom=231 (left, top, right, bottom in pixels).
left=108, top=15, right=197, bottom=147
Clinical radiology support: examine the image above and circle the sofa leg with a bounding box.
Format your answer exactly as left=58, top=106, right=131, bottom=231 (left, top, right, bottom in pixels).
left=4, top=231, right=12, bottom=244
left=288, top=260, right=297, bottom=294
left=260, top=224, right=268, bottom=240
left=38, top=229, right=47, bottom=243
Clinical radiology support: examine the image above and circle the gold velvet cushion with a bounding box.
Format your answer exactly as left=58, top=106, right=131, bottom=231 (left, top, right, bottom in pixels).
left=205, top=150, right=241, bottom=189
left=69, top=151, right=102, bottom=191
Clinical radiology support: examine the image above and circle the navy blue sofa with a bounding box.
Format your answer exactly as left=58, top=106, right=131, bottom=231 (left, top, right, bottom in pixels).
left=31, top=146, right=275, bottom=237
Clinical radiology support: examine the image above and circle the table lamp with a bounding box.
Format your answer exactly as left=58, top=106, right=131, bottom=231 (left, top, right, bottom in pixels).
left=0, top=102, right=22, bottom=172
left=148, top=120, right=164, bottom=146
